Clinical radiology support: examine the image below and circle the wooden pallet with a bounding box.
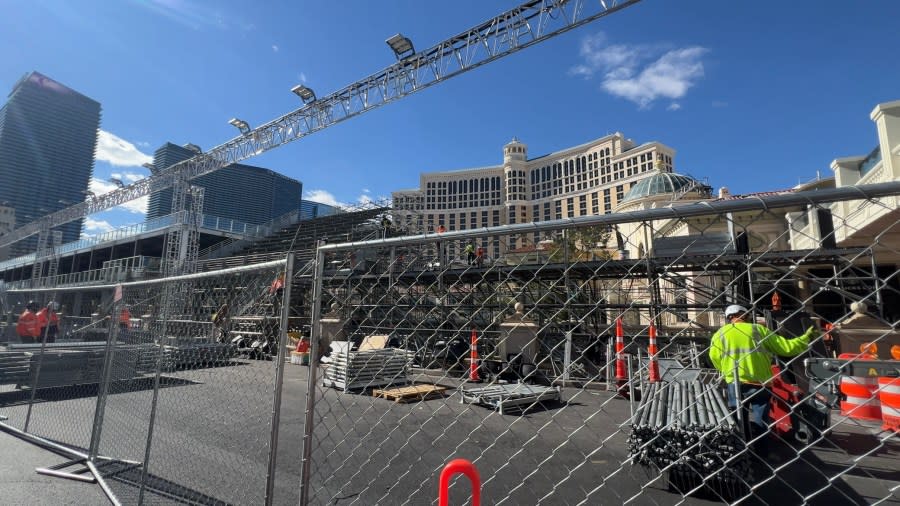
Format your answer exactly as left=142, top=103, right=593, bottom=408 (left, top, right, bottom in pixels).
left=372, top=384, right=449, bottom=403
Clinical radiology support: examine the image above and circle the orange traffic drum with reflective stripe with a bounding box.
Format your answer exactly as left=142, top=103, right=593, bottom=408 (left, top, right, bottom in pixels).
left=878, top=376, right=900, bottom=432
left=838, top=353, right=882, bottom=422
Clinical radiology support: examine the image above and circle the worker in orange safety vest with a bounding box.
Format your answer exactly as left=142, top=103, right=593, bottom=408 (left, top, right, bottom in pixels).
left=119, top=306, right=131, bottom=331
left=16, top=301, right=41, bottom=344
left=37, top=302, right=60, bottom=343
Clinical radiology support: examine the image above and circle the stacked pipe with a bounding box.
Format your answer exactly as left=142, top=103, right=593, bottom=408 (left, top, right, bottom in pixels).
left=627, top=381, right=753, bottom=496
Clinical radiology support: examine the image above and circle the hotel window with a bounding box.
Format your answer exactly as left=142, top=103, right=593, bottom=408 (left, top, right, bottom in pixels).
left=579, top=195, right=587, bottom=215
left=616, top=185, right=624, bottom=202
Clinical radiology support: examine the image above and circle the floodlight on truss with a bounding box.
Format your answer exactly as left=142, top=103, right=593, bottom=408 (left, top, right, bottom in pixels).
left=228, top=118, right=251, bottom=134
left=386, top=33, right=415, bottom=60
left=291, top=84, right=317, bottom=104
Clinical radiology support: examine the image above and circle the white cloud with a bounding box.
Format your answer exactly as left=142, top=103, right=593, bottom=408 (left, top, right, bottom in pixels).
left=303, top=189, right=385, bottom=210
left=303, top=189, right=343, bottom=208
left=570, top=32, right=708, bottom=108
left=667, top=102, right=682, bottom=111
left=272, top=44, right=279, bottom=52
left=110, top=171, right=147, bottom=183
left=83, top=217, right=115, bottom=236
left=96, top=130, right=153, bottom=167
left=89, top=178, right=148, bottom=214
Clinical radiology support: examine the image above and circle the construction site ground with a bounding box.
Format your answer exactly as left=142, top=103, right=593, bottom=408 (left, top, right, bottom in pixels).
left=1, top=360, right=897, bottom=505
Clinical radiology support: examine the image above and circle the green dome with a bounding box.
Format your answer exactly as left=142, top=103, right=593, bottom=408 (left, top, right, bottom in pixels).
left=622, top=172, right=703, bottom=203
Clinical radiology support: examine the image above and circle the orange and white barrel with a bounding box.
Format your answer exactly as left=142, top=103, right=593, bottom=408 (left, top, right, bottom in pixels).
left=877, top=376, right=900, bottom=432
left=839, top=353, right=882, bottom=421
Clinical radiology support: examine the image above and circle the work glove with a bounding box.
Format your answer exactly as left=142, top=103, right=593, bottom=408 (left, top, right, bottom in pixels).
left=801, top=326, right=820, bottom=341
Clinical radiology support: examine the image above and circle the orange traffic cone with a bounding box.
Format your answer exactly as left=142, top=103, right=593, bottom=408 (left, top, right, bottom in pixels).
left=648, top=323, right=661, bottom=383
left=469, top=328, right=480, bottom=382
left=615, top=318, right=627, bottom=396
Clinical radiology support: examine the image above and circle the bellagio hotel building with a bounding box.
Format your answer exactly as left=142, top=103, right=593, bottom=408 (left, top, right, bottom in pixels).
left=392, top=132, right=675, bottom=260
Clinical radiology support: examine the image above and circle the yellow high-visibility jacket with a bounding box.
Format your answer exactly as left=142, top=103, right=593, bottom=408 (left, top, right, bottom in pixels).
left=709, top=322, right=809, bottom=384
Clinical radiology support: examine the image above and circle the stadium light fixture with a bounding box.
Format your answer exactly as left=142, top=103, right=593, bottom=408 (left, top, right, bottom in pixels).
left=291, top=84, right=317, bottom=104
left=228, top=117, right=251, bottom=134
left=386, top=33, right=415, bottom=60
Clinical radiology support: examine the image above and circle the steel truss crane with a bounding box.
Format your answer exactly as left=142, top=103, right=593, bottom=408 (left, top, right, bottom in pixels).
left=3, top=0, right=642, bottom=275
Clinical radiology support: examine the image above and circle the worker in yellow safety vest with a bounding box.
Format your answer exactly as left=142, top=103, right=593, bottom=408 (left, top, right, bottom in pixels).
left=709, top=304, right=817, bottom=444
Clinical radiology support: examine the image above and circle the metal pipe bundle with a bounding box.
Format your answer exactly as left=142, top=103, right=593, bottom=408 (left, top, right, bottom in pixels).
left=627, top=381, right=752, bottom=495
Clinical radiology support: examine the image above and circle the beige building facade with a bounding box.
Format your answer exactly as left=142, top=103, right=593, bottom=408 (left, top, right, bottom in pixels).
left=392, top=132, right=676, bottom=259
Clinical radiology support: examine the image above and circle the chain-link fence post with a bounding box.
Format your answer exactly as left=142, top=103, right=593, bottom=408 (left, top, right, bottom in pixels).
left=23, top=301, right=56, bottom=432
left=265, top=252, right=294, bottom=505
left=299, top=242, right=326, bottom=506
left=87, top=294, right=121, bottom=461
left=136, top=279, right=173, bottom=505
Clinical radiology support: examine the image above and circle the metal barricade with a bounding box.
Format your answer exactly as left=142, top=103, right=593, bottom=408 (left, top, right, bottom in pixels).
left=0, top=257, right=293, bottom=505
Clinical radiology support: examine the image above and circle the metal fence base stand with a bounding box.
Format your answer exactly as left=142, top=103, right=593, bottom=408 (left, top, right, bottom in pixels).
left=1, top=420, right=132, bottom=506
left=36, top=457, right=134, bottom=506
left=36, top=459, right=96, bottom=484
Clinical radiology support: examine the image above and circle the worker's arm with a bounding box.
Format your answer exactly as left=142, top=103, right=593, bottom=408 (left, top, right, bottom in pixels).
left=708, top=330, right=723, bottom=372
left=759, top=324, right=814, bottom=357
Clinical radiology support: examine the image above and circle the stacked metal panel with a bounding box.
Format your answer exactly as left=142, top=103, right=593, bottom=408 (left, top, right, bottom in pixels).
left=161, top=342, right=237, bottom=371
left=0, top=351, right=30, bottom=385
left=628, top=381, right=752, bottom=496
left=323, top=348, right=412, bottom=392
left=460, top=384, right=562, bottom=414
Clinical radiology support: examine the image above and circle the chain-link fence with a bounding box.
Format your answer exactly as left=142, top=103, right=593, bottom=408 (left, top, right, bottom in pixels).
left=0, top=257, right=293, bottom=505
left=297, top=184, right=900, bottom=505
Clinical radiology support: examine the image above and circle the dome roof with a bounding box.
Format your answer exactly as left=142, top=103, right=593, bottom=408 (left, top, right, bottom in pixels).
left=621, top=172, right=703, bottom=203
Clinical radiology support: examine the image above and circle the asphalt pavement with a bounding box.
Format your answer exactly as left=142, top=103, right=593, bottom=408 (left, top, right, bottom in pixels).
left=1, top=360, right=897, bottom=505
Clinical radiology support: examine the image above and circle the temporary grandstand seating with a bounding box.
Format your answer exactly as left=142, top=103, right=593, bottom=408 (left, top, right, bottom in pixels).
left=196, top=206, right=390, bottom=272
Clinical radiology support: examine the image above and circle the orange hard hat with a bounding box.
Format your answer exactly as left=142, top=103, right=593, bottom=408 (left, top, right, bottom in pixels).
left=891, top=345, right=900, bottom=361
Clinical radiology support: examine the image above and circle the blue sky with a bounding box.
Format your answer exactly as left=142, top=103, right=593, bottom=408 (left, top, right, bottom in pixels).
left=2, top=0, right=899, bottom=236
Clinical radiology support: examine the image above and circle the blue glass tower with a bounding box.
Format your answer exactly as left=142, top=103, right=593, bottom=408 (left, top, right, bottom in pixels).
left=0, top=72, right=100, bottom=256
left=147, top=142, right=302, bottom=224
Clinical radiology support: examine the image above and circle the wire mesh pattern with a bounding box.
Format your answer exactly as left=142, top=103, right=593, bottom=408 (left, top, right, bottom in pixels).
left=1, top=259, right=291, bottom=505
left=297, top=186, right=900, bottom=505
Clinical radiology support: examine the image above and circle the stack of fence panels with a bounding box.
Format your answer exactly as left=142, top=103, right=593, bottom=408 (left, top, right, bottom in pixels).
left=0, top=351, right=30, bottom=386
left=323, top=344, right=412, bottom=393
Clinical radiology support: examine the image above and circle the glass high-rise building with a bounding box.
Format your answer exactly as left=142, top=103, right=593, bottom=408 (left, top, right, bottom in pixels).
left=147, top=142, right=302, bottom=224
left=0, top=72, right=100, bottom=257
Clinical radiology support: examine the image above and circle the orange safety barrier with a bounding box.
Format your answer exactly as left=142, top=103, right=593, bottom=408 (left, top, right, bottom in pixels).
left=838, top=353, right=881, bottom=421
left=878, top=376, right=900, bottom=432
left=438, top=459, right=481, bottom=506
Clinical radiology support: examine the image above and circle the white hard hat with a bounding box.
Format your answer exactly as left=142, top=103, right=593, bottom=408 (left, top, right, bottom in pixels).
left=725, top=304, right=749, bottom=317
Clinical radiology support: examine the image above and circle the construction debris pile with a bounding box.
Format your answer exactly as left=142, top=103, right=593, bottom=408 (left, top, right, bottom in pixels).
left=628, top=381, right=752, bottom=493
